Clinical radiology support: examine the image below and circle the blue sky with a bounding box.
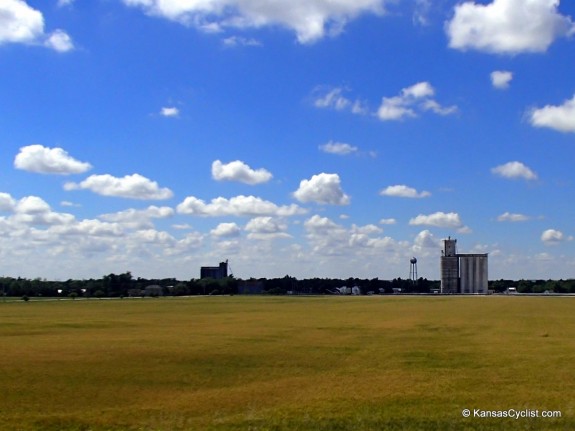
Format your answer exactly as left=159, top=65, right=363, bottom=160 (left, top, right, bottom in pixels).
left=1, top=0, right=574, bottom=281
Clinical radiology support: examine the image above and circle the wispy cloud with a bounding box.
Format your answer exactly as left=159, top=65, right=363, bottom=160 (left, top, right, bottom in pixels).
left=313, top=82, right=456, bottom=121
left=380, top=185, right=430, bottom=199
left=160, top=107, right=180, bottom=117
left=222, top=36, right=262, bottom=47
left=377, top=82, right=457, bottom=121
left=319, top=141, right=358, bottom=156
left=313, top=87, right=362, bottom=112
left=497, top=212, right=530, bottom=222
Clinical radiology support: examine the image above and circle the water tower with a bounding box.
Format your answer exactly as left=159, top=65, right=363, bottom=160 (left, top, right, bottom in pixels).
left=409, top=257, right=418, bottom=283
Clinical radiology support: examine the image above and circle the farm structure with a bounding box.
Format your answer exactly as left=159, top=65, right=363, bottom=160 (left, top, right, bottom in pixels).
left=200, top=260, right=229, bottom=280
left=440, top=237, right=488, bottom=294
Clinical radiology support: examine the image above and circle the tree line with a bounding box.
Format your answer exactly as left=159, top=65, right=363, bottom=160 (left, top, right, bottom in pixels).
left=1, top=272, right=574, bottom=299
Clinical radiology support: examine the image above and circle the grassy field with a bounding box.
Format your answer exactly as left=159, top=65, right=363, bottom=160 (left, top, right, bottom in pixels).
left=1, top=295, right=574, bottom=430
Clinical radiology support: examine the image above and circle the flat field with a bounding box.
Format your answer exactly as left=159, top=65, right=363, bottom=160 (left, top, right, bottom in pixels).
left=1, top=296, right=574, bottom=430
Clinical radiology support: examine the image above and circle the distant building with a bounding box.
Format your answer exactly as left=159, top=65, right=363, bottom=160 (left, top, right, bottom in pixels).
left=144, top=285, right=163, bottom=297
left=440, top=237, right=488, bottom=294
left=200, top=261, right=228, bottom=279
left=238, top=280, right=264, bottom=295
left=127, top=284, right=164, bottom=297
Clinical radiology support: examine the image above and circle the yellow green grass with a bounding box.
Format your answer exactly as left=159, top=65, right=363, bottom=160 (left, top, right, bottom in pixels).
left=1, top=296, right=574, bottom=430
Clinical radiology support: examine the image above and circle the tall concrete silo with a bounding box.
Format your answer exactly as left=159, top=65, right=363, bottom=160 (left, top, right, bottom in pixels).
left=459, top=254, right=488, bottom=294
left=441, top=237, right=459, bottom=293
left=440, top=237, right=488, bottom=294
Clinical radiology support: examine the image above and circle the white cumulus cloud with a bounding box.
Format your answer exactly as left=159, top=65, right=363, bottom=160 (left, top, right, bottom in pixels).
left=409, top=211, right=466, bottom=230
left=177, top=195, right=306, bottom=217
left=99, top=206, right=174, bottom=229
left=541, top=228, right=564, bottom=245
left=64, top=174, right=174, bottom=200
left=0, top=0, right=74, bottom=51
left=377, top=97, right=416, bottom=121
left=446, top=0, right=575, bottom=54
left=304, top=215, right=348, bottom=255
left=211, top=160, right=273, bottom=185
left=0, top=0, right=44, bottom=45
left=403, top=81, right=435, bottom=98
left=122, top=0, right=387, bottom=44
left=132, top=229, right=176, bottom=245
left=44, top=29, right=74, bottom=52
left=0, top=192, right=17, bottom=212
left=293, top=173, right=350, bottom=205
left=52, top=219, right=124, bottom=237
left=380, top=185, right=431, bottom=198
left=245, top=216, right=290, bottom=240
left=349, top=225, right=392, bottom=249
left=413, top=229, right=439, bottom=251
left=16, top=195, right=51, bottom=214
left=304, top=214, right=396, bottom=255
left=491, top=161, right=538, bottom=180
left=14, top=145, right=92, bottom=175
left=529, top=94, right=575, bottom=133
left=491, top=70, right=513, bottom=89
left=6, top=195, right=76, bottom=226
left=211, top=222, right=241, bottom=237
